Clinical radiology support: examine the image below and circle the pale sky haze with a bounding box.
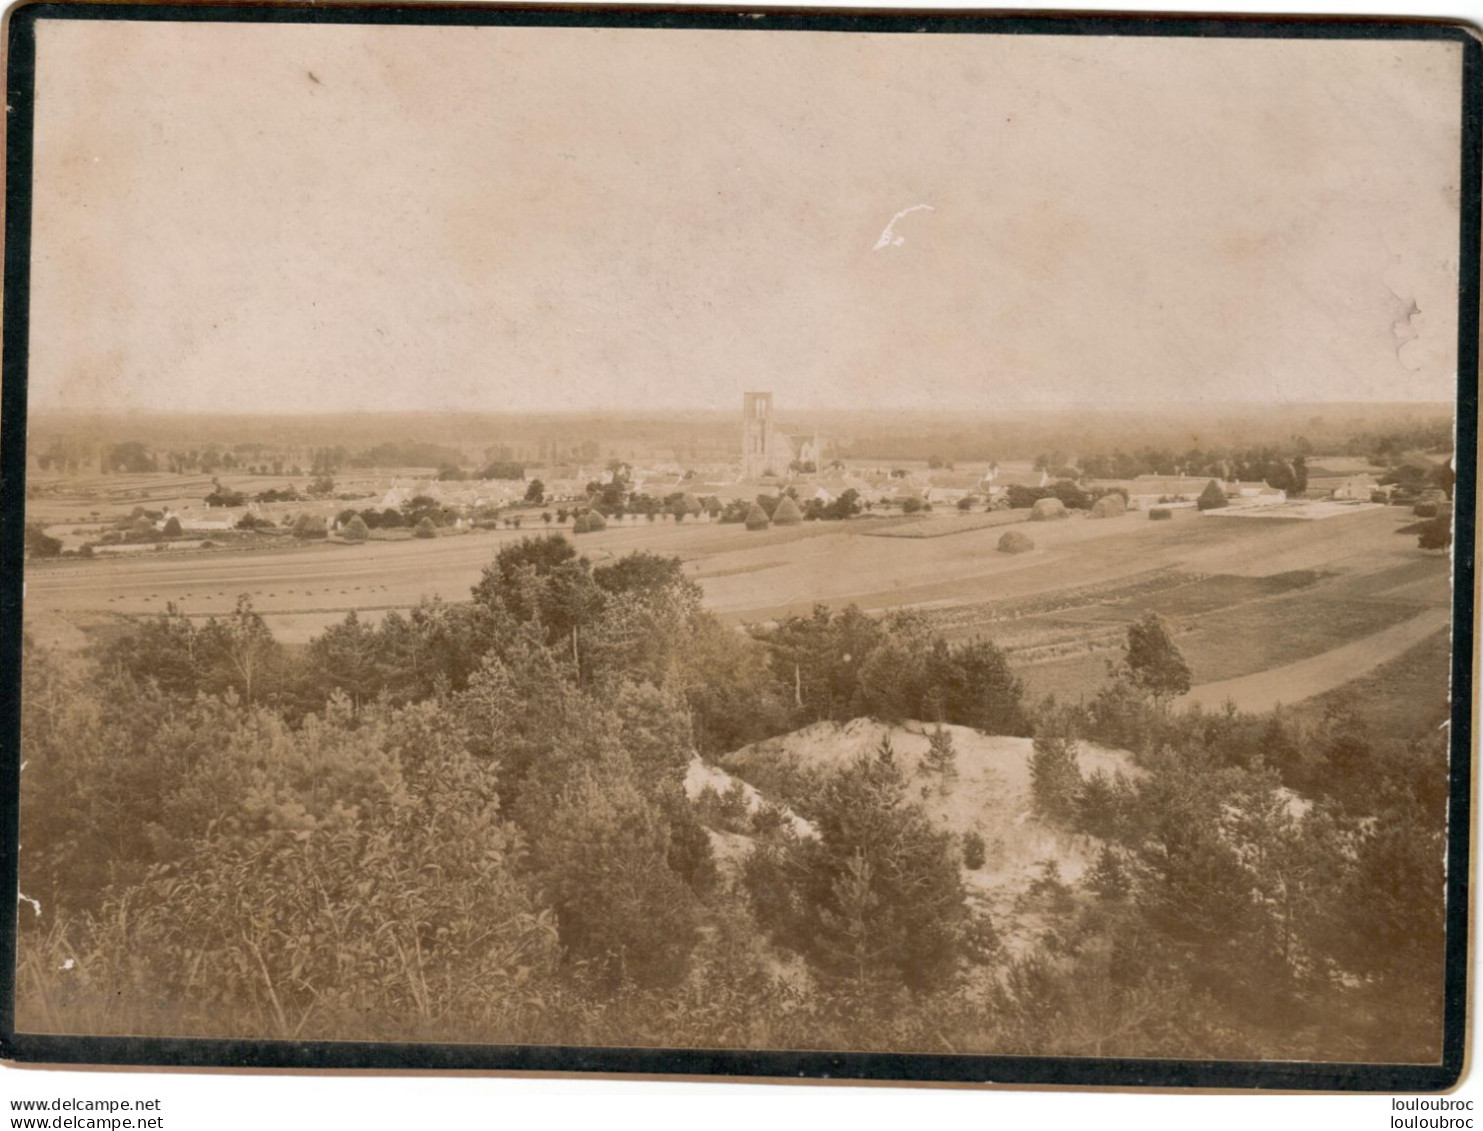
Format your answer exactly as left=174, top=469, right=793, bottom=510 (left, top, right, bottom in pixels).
left=26, top=22, right=1465, bottom=413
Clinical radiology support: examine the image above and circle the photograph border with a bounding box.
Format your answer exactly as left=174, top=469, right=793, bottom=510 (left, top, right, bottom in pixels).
left=0, top=1, right=1476, bottom=1090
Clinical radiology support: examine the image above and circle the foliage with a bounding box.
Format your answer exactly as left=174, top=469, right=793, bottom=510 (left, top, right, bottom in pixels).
left=1029, top=732, right=1083, bottom=824
left=1417, top=515, right=1452, bottom=551
left=1118, top=613, right=1193, bottom=706
left=922, top=723, right=958, bottom=781
left=961, top=831, right=987, bottom=871
left=24, top=524, right=62, bottom=558
left=745, top=737, right=973, bottom=994
left=15, top=519, right=1452, bottom=1062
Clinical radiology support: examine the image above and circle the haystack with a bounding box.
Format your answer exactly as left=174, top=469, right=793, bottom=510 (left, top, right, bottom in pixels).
left=1196, top=480, right=1228, bottom=511
left=1089, top=493, right=1126, bottom=519
left=1029, top=497, right=1068, bottom=521
left=998, top=530, right=1035, bottom=554
left=573, top=510, right=607, bottom=533
left=772, top=496, right=804, bottom=525
left=744, top=502, right=771, bottom=531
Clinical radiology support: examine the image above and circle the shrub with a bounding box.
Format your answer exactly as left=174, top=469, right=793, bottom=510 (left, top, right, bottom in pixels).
left=1029, top=732, right=1082, bottom=824
left=744, top=502, right=770, bottom=531
left=743, top=738, right=970, bottom=993
left=923, top=723, right=958, bottom=781
left=772, top=495, right=804, bottom=525
left=1197, top=479, right=1228, bottom=511
left=24, top=525, right=62, bottom=558
left=998, top=530, right=1035, bottom=554
left=1413, top=501, right=1438, bottom=518
left=693, top=780, right=753, bottom=834
left=1149, top=507, right=1173, bottom=521
left=1029, top=497, right=1067, bottom=521
left=1418, top=515, right=1451, bottom=551
left=962, top=830, right=987, bottom=871
left=413, top=517, right=437, bottom=539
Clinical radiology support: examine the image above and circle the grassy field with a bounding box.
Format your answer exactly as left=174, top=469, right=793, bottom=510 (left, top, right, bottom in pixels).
left=1286, top=626, right=1454, bottom=742
left=24, top=485, right=1453, bottom=716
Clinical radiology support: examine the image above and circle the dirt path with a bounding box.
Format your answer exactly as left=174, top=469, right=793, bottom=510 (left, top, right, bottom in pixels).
left=1181, top=606, right=1453, bottom=714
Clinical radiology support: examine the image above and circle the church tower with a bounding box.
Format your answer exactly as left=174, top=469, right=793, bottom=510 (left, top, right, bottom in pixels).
left=742, top=391, right=775, bottom=479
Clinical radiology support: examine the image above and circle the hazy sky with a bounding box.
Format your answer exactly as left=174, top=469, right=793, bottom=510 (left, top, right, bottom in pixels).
left=28, top=22, right=1464, bottom=413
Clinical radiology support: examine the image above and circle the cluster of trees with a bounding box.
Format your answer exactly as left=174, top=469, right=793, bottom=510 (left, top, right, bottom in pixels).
left=163, top=447, right=240, bottom=475
left=24, top=523, right=62, bottom=558
left=15, top=537, right=1449, bottom=1062
left=1073, top=445, right=1309, bottom=489
left=347, top=440, right=468, bottom=469
left=1005, top=482, right=1128, bottom=511
left=716, top=489, right=863, bottom=525
left=103, top=441, right=158, bottom=474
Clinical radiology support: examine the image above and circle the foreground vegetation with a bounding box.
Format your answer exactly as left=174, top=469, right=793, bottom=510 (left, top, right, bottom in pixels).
left=16, top=536, right=1448, bottom=1062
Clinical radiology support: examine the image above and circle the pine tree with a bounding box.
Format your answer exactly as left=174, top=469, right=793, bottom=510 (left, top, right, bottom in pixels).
left=923, top=722, right=958, bottom=790
left=1029, top=732, right=1083, bottom=824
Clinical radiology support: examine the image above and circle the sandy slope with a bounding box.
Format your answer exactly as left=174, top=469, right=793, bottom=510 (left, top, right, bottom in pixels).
left=709, top=718, right=1140, bottom=956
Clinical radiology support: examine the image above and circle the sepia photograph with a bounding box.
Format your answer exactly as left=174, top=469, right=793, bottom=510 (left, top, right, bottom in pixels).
left=2, top=5, right=1476, bottom=1089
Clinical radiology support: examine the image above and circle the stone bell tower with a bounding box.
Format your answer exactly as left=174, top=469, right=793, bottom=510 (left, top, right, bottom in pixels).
left=741, top=391, right=775, bottom=480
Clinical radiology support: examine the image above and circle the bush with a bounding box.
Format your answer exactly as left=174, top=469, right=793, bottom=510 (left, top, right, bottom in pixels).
left=744, top=502, right=770, bottom=531
left=413, top=517, right=437, bottom=539
left=1413, top=501, right=1439, bottom=518
left=998, top=530, right=1035, bottom=554
left=1029, top=732, right=1082, bottom=824
left=1197, top=480, right=1228, bottom=511
left=962, top=830, right=987, bottom=871
left=24, top=525, right=62, bottom=558
left=1418, top=515, right=1451, bottom=551
left=1149, top=507, right=1173, bottom=521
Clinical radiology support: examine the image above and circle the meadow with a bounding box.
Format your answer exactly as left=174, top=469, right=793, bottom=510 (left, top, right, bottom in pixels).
left=24, top=485, right=1449, bottom=717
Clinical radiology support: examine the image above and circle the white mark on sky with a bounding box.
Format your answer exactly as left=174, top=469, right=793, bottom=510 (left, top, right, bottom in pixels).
left=873, top=204, right=934, bottom=251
